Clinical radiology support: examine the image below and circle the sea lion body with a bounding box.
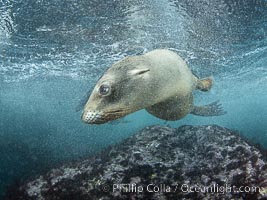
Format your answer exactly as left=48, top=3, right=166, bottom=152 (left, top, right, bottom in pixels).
left=141, top=50, right=196, bottom=120
left=82, top=49, right=225, bottom=124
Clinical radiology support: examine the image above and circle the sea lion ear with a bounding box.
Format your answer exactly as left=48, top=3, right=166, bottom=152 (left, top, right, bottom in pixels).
left=128, top=68, right=150, bottom=76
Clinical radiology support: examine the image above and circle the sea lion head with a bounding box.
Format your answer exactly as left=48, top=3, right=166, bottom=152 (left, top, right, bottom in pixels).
left=81, top=56, right=152, bottom=124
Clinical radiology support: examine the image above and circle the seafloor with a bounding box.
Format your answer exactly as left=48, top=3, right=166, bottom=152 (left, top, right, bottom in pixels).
left=5, top=125, right=267, bottom=200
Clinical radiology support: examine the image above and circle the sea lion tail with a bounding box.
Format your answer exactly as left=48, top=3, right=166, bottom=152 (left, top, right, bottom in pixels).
left=191, top=100, right=226, bottom=116
left=196, top=77, right=213, bottom=92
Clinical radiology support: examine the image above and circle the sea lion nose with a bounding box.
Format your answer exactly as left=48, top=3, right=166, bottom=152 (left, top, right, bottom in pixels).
left=81, top=110, right=103, bottom=124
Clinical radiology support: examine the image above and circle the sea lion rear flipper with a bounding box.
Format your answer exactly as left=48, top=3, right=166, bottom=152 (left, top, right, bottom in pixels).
left=191, top=100, right=226, bottom=116
left=196, top=77, right=213, bottom=92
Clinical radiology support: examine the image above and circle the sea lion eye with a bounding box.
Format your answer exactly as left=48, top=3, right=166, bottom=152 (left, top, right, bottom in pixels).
left=99, top=84, right=111, bottom=96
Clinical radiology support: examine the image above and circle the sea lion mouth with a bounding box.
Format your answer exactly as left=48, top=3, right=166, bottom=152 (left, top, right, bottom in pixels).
left=82, top=108, right=130, bottom=124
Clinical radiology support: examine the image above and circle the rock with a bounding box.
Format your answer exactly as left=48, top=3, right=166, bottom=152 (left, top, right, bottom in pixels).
left=5, top=125, right=267, bottom=200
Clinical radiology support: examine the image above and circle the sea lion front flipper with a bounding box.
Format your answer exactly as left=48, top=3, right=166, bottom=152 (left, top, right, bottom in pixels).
left=196, top=77, right=213, bottom=92
left=190, top=100, right=226, bottom=116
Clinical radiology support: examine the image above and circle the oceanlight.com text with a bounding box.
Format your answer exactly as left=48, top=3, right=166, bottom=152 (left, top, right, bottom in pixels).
left=109, top=183, right=263, bottom=195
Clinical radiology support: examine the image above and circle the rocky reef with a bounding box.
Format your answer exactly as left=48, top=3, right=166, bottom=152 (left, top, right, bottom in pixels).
left=5, top=125, right=267, bottom=200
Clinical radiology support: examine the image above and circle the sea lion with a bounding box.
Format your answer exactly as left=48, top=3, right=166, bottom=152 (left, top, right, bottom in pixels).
left=81, top=49, right=225, bottom=124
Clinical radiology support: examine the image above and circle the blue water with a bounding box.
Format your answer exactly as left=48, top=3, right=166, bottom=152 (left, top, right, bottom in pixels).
left=0, top=0, right=267, bottom=197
